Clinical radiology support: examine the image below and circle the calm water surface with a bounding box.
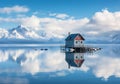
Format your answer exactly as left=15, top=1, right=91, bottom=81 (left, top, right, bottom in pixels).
left=0, top=44, right=120, bottom=84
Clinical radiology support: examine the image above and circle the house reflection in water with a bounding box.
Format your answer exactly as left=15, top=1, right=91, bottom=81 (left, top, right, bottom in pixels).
left=65, top=52, right=84, bottom=68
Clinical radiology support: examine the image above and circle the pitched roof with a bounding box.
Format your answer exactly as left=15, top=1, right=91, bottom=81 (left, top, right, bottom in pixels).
left=65, top=33, right=85, bottom=41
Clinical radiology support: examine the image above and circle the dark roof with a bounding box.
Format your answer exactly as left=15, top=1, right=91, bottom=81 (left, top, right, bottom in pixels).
left=65, top=33, right=85, bottom=41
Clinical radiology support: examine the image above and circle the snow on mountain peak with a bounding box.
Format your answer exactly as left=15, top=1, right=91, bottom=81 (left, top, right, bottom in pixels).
left=18, top=25, right=26, bottom=28
left=0, top=25, right=41, bottom=40
left=0, top=25, right=119, bottom=43
left=9, top=25, right=41, bottom=39
left=9, top=29, right=25, bottom=39
left=13, top=25, right=30, bottom=33
left=0, top=25, right=65, bottom=43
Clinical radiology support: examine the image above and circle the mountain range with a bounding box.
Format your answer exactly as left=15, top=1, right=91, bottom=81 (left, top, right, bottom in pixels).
left=0, top=25, right=43, bottom=40
left=84, top=31, right=120, bottom=44
left=0, top=25, right=64, bottom=44
left=0, top=25, right=120, bottom=44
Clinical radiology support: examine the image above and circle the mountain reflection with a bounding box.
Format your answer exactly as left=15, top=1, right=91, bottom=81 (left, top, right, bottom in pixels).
left=0, top=44, right=120, bottom=81
left=0, top=47, right=67, bottom=75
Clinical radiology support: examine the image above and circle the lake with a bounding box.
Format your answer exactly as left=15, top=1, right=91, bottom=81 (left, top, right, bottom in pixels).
left=0, top=44, right=120, bottom=84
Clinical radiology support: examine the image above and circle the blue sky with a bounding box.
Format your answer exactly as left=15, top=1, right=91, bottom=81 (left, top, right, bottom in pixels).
left=0, top=0, right=120, bottom=38
left=1, top=0, right=120, bottom=18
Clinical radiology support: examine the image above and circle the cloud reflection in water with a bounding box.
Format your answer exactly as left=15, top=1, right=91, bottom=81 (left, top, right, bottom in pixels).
left=0, top=45, right=120, bottom=81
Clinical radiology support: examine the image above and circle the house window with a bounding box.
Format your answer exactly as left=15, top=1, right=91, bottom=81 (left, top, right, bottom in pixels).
left=81, top=56, right=83, bottom=59
left=76, top=41, right=78, bottom=44
left=76, top=56, right=78, bottom=58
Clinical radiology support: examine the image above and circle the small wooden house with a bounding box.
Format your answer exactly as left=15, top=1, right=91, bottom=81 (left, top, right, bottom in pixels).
left=65, top=33, right=85, bottom=47
left=65, top=52, right=84, bottom=68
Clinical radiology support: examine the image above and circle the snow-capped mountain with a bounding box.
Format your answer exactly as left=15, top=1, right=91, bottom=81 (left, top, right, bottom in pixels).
left=110, top=31, right=120, bottom=43
left=101, top=31, right=120, bottom=43
left=0, top=25, right=44, bottom=40
left=85, top=31, right=120, bottom=44
left=0, top=25, right=119, bottom=44
left=8, top=25, right=40, bottom=39
left=0, top=25, right=65, bottom=43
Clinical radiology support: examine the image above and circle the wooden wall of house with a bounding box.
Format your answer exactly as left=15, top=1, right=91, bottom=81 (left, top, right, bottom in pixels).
left=65, top=40, right=74, bottom=47
left=65, top=52, right=74, bottom=64
left=74, top=40, right=84, bottom=47
left=74, top=53, right=84, bottom=60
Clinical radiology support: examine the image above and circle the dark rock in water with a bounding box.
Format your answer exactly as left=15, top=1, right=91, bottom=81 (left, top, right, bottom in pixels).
left=45, top=49, right=48, bottom=51
left=41, top=49, right=44, bottom=50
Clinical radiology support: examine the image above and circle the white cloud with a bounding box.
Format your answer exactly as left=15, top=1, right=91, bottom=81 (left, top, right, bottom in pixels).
left=12, top=50, right=25, bottom=61
left=0, top=15, right=89, bottom=38
left=20, top=15, right=41, bottom=30
left=0, top=49, right=25, bottom=62
left=0, top=9, right=120, bottom=39
left=49, top=13, right=70, bottom=19
left=84, top=53, right=120, bottom=81
left=91, top=9, right=120, bottom=31
left=47, top=9, right=120, bottom=35
left=0, top=48, right=70, bottom=75
left=92, top=57, right=120, bottom=80
left=17, top=14, right=26, bottom=18
left=0, top=5, right=29, bottom=14
left=0, top=15, right=41, bottom=30
left=21, top=59, right=40, bottom=75
left=0, top=45, right=120, bottom=80
left=0, top=28, right=8, bottom=38
left=0, top=50, right=9, bottom=62
left=56, top=14, right=69, bottom=19
left=0, top=17, right=16, bottom=22
left=80, top=64, right=89, bottom=72
left=38, top=17, right=89, bottom=38
left=21, top=50, right=44, bottom=75
left=42, top=51, right=67, bottom=72
left=86, top=31, right=99, bottom=35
